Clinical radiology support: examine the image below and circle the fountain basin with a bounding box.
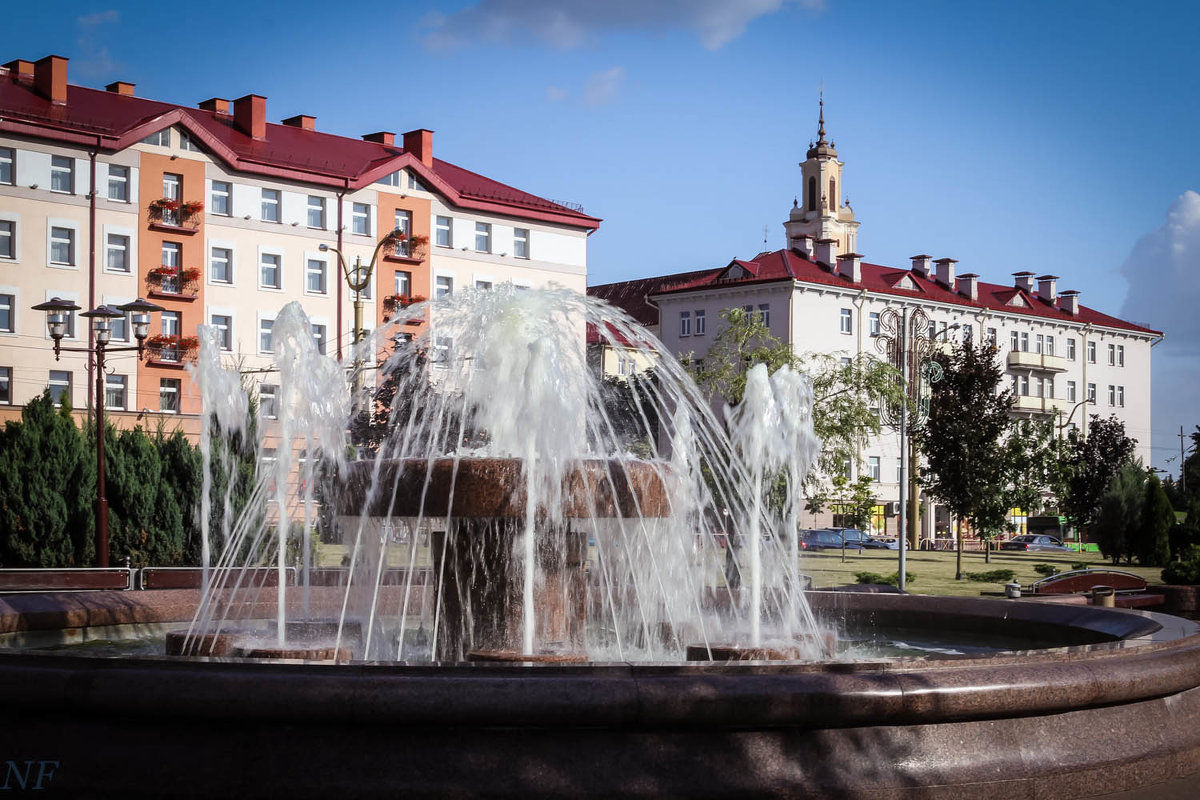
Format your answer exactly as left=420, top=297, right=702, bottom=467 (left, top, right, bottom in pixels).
left=2, top=589, right=1197, bottom=798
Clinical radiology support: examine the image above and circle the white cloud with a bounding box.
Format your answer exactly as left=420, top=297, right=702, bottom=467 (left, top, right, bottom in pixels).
left=420, top=0, right=823, bottom=51
left=546, top=85, right=568, bottom=102
left=77, top=9, right=119, bottom=27
left=1120, top=190, right=1200, bottom=356
left=74, top=9, right=122, bottom=80
left=583, top=67, right=624, bottom=107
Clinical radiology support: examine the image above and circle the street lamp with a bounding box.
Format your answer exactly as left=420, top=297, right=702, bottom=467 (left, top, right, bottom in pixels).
left=319, top=228, right=405, bottom=400
left=32, top=296, right=163, bottom=567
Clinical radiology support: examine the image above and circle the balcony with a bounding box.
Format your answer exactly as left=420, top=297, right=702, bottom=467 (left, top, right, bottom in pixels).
left=147, top=198, right=203, bottom=233
left=147, top=266, right=201, bottom=299
left=145, top=335, right=199, bottom=366
left=381, top=293, right=427, bottom=324
left=1007, top=350, right=1068, bottom=372
left=1011, top=395, right=1068, bottom=416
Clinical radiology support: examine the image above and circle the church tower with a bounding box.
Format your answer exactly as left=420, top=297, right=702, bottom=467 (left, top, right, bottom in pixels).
left=784, top=97, right=860, bottom=256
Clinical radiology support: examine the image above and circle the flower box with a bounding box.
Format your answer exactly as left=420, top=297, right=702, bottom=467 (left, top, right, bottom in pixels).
left=382, top=293, right=426, bottom=322
left=148, top=198, right=203, bottom=231
left=145, top=334, right=200, bottom=363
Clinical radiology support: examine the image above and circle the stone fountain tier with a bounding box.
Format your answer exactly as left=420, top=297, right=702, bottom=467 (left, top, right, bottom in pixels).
left=339, top=457, right=674, bottom=519
left=2, top=590, right=1199, bottom=798
left=338, top=458, right=673, bottom=661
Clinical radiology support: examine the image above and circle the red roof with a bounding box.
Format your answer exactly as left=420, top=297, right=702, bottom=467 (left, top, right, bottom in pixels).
left=614, top=248, right=1158, bottom=335
left=0, top=69, right=600, bottom=231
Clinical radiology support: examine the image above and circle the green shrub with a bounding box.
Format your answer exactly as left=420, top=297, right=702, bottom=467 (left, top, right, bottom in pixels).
left=965, top=568, right=1017, bottom=583
left=1162, top=545, right=1200, bottom=585
left=1033, top=564, right=1059, bottom=577
left=1071, top=562, right=1089, bottom=571
left=854, top=571, right=915, bottom=587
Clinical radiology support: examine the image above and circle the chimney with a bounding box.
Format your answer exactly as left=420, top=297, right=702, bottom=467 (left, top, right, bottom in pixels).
left=815, top=238, right=839, bottom=268
left=910, top=254, right=932, bottom=278
left=33, top=55, right=68, bottom=104
left=282, top=114, right=316, bottom=131
left=403, top=128, right=434, bottom=168
left=362, top=131, right=395, bottom=146
left=836, top=252, right=863, bottom=283
left=233, top=94, right=267, bottom=139
left=105, top=81, right=135, bottom=96
left=1013, top=271, right=1036, bottom=294
left=933, top=257, right=957, bottom=290
left=3, top=59, right=34, bottom=80
left=1036, top=274, right=1058, bottom=304
left=791, top=233, right=814, bottom=260
left=958, top=272, right=979, bottom=302
left=199, top=98, right=231, bottom=115
left=1059, top=290, right=1080, bottom=316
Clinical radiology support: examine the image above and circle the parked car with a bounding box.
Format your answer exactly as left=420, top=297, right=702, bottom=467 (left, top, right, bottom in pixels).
left=833, top=528, right=891, bottom=549
left=999, top=534, right=1073, bottom=553
left=872, top=536, right=907, bottom=550
left=799, top=529, right=865, bottom=552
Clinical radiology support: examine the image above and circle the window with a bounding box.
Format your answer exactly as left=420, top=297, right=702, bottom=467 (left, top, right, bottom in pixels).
left=1033, top=376, right=1044, bottom=398
left=680, top=311, right=692, bottom=337
left=695, top=309, right=706, bottom=336
left=394, top=271, right=411, bottom=297
left=868, top=456, right=881, bottom=481
left=210, top=314, right=232, bottom=351
left=50, top=156, right=74, bottom=194
left=513, top=228, right=530, bottom=259
left=260, top=253, right=281, bottom=289
left=1067, top=338, right=1077, bottom=361
left=306, top=258, right=327, bottom=294
left=1045, top=335, right=1055, bottom=356
left=1047, top=377, right=1056, bottom=399
left=987, top=327, right=997, bottom=346
left=839, top=308, right=852, bottom=334
left=0, top=220, right=14, bottom=259
left=962, top=323, right=973, bottom=342
left=0, top=294, right=13, bottom=332
left=1108, top=385, right=1115, bottom=406
left=758, top=304, right=770, bottom=327
left=1087, top=341, right=1096, bottom=364
left=259, top=318, right=274, bottom=354
left=435, top=275, right=453, bottom=300
left=141, top=130, right=169, bottom=146
left=475, top=279, right=493, bottom=290
left=1035, top=334, right=1044, bottom=355
left=0, top=367, right=10, bottom=404
left=1107, top=343, right=1115, bottom=366
left=159, top=378, right=180, bottom=414
left=1118, top=386, right=1125, bottom=407
left=161, top=310, right=181, bottom=338
left=1117, top=345, right=1125, bottom=367
left=394, top=210, right=413, bottom=256
left=842, top=456, right=853, bottom=480
left=110, top=309, right=128, bottom=342
left=105, top=234, right=130, bottom=272
left=374, top=170, right=401, bottom=187
left=259, top=385, right=279, bottom=419
left=1067, top=381, right=1076, bottom=403
left=49, top=226, right=75, bottom=265
left=407, top=172, right=425, bottom=191
left=307, top=196, right=326, bottom=229
left=351, top=203, right=370, bottom=236
left=435, top=216, right=452, bottom=248
left=105, top=375, right=127, bottom=410
left=1087, top=383, right=1096, bottom=403
left=107, top=165, right=129, bottom=201
left=261, top=189, right=280, bottom=222
left=869, top=312, right=880, bottom=337
left=179, top=131, right=200, bottom=152
left=1020, top=332, right=1029, bottom=352
left=311, top=324, right=327, bottom=355
left=211, top=181, right=231, bottom=216
left=1017, top=374, right=1029, bottom=396
left=0, top=147, right=12, bottom=185
left=475, top=222, right=491, bottom=253
left=160, top=242, right=182, bottom=292
left=1010, top=330, right=1018, bottom=351
left=49, top=371, right=71, bottom=407
left=161, top=173, right=182, bottom=226
left=210, top=247, right=232, bottom=284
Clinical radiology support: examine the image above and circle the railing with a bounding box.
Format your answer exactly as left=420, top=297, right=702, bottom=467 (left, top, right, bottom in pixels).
left=1007, top=350, right=1068, bottom=372
left=1012, top=395, right=1068, bottom=415
left=0, top=567, right=428, bottom=593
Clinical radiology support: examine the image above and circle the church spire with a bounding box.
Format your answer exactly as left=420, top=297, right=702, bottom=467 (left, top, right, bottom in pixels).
left=817, top=93, right=827, bottom=144
left=806, top=94, right=837, bottom=160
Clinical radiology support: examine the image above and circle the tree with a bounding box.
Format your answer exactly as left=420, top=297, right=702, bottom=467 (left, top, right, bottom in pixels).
left=1092, top=461, right=1144, bottom=565
left=1056, top=415, right=1137, bottom=534
left=914, top=340, right=1012, bottom=563
left=689, top=307, right=903, bottom=485
left=805, top=474, right=877, bottom=532
left=1137, top=472, right=1174, bottom=567
left=1001, top=418, right=1059, bottom=519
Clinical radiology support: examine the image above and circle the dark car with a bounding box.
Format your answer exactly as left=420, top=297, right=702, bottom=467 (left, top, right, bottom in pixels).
left=999, top=534, right=1073, bottom=553
left=799, top=529, right=865, bottom=552
left=830, top=528, right=890, bottom=549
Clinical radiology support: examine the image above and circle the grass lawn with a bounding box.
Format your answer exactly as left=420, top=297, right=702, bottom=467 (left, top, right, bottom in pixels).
left=798, top=547, right=1168, bottom=597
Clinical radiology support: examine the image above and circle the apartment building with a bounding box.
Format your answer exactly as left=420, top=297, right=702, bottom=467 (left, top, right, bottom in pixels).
left=0, top=55, right=600, bottom=434
left=592, top=109, right=1161, bottom=538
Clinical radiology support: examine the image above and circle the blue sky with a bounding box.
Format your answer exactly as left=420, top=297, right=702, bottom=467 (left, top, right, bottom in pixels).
left=14, top=0, right=1200, bottom=473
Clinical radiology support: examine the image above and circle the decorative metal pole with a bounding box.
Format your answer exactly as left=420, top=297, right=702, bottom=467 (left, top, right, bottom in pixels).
left=876, top=306, right=942, bottom=591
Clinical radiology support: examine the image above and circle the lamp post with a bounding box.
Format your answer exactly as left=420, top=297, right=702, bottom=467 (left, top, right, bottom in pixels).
left=32, top=297, right=163, bottom=567
left=320, top=228, right=405, bottom=401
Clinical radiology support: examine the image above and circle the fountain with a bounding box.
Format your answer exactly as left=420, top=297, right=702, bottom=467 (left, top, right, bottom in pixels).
left=1, top=285, right=1198, bottom=798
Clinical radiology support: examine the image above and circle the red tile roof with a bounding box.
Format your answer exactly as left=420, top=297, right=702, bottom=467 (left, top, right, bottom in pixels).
left=606, top=248, right=1158, bottom=335
left=0, top=69, right=600, bottom=230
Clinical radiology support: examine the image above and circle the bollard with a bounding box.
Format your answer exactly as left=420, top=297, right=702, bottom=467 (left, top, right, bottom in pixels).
left=1091, top=585, right=1115, bottom=607
left=1004, top=581, right=1021, bottom=599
